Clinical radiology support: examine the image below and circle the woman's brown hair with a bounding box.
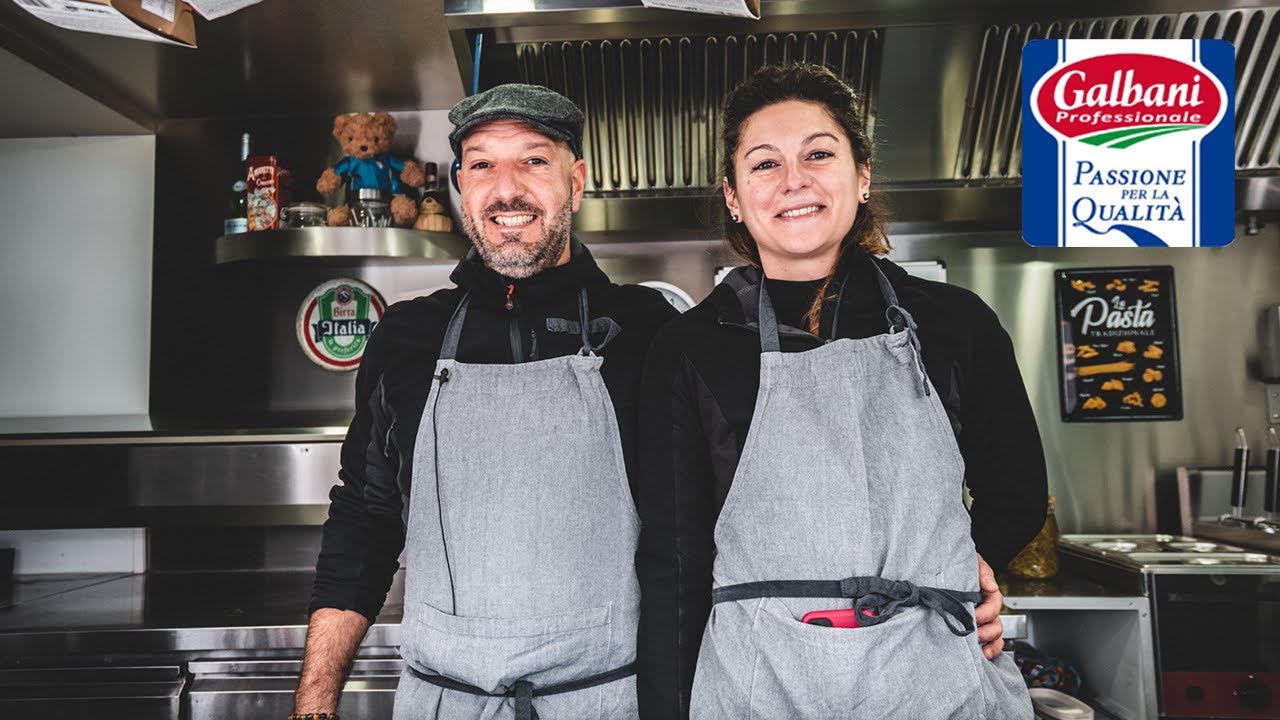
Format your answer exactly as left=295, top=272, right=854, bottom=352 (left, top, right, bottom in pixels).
left=720, top=63, right=890, bottom=334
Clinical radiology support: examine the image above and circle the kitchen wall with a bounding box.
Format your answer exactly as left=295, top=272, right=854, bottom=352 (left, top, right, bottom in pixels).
left=0, top=135, right=155, bottom=420
left=924, top=229, right=1280, bottom=535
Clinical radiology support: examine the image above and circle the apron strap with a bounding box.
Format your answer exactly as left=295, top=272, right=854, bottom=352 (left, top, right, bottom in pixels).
left=577, top=286, right=592, bottom=355
left=439, top=290, right=471, bottom=361
left=514, top=680, right=534, bottom=720
left=757, top=279, right=782, bottom=354
left=406, top=662, right=636, bottom=720
left=542, top=288, right=599, bottom=355
left=867, top=259, right=931, bottom=397
left=545, top=316, right=622, bottom=353
left=710, top=576, right=982, bottom=637
left=827, top=271, right=851, bottom=342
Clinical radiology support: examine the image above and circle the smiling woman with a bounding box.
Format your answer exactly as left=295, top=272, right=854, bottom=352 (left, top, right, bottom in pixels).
left=720, top=66, right=888, bottom=333
left=634, top=63, right=1046, bottom=720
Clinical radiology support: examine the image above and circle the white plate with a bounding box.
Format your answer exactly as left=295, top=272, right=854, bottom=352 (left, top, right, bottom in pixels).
left=1029, top=688, right=1093, bottom=720
left=640, top=280, right=695, bottom=313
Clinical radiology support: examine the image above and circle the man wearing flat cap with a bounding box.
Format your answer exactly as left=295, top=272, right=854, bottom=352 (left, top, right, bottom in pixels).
left=293, top=84, right=676, bottom=720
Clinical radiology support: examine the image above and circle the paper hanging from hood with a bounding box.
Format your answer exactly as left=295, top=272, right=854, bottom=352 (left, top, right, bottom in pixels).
left=639, top=0, right=759, bottom=19
left=10, top=0, right=196, bottom=46
left=185, top=0, right=261, bottom=20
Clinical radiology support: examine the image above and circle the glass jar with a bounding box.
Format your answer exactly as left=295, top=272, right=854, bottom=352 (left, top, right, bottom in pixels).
left=1007, top=497, right=1060, bottom=579
left=280, top=202, right=328, bottom=228
left=349, top=188, right=392, bottom=227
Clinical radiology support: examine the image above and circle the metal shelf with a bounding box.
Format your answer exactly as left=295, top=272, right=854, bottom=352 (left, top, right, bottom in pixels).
left=214, top=227, right=470, bottom=264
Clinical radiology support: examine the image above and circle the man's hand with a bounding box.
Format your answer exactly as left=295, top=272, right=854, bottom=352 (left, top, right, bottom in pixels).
left=974, top=554, right=1005, bottom=660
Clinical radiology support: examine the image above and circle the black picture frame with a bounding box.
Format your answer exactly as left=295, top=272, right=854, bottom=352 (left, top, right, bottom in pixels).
left=1055, top=266, right=1182, bottom=422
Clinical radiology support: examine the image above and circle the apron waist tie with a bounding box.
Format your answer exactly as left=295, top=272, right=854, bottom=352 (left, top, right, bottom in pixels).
left=711, top=576, right=981, bottom=637
left=405, top=662, right=635, bottom=720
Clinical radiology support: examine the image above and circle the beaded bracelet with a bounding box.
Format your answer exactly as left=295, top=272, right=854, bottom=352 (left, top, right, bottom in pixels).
left=289, top=714, right=338, bottom=720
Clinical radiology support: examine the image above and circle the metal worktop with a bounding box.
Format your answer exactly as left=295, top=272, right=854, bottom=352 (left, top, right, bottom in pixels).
left=1000, top=569, right=1143, bottom=609
left=0, top=415, right=347, bottom=446
left=0, top=571, right=404, bottom=662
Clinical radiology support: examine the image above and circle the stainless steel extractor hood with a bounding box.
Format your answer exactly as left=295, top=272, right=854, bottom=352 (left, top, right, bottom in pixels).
left=445, top=0, right=1280, bottom=233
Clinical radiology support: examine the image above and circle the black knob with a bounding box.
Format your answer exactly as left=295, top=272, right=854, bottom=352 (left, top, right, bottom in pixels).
left=1237, top=677, right=1272, bottom=712
left=1185, top=685, right=1205, bottom=702
left=1268, top=447, right=1280, bottom=514
left=1231, top=447, right=1250, bottom=510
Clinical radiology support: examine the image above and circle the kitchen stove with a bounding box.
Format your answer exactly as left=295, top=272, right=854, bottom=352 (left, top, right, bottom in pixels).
left=1175, top=432, right=1280, bottom=556
left=1177, top=460, right=1280, bottom=568
left=1193, top=518, right=1280, bottom=559
left=1059, top=534, right=1280, bottom=719
left=1060, top=534, right=1280, bottom=577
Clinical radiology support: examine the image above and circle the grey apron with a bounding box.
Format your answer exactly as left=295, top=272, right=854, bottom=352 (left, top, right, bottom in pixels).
left=689, top=264, right=1032, bottom=720
left=393, top=287, right=640, bottom=720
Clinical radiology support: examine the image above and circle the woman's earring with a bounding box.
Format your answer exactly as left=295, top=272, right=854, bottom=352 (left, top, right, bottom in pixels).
left=861, top=191, right=870, bottom=203
left=730, top=212, right=740, bottom=223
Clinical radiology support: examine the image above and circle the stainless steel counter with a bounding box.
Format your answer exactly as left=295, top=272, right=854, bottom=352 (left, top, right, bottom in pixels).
left=0, top=571, right=406, bottom=718
left=0, top=417, right=347, bottom=446
left=1000, top=570, right=1137, bottom=603
left=0, top=571, right=404, bottom=662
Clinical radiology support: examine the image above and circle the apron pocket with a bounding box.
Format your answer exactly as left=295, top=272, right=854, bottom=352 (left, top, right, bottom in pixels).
left=403, top=601, right=615, bottom=700
left=745, top=597, right=986, bottom=720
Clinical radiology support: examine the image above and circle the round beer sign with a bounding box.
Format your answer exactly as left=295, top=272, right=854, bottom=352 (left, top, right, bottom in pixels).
left=296, top=278, right=386, bottom=371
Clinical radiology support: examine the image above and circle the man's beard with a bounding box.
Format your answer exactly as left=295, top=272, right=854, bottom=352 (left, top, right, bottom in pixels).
left=462, top=196, right=573, bottom=280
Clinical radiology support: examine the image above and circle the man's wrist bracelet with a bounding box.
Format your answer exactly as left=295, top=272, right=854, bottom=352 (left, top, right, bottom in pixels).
left=289, top=714, right=338, bottom=720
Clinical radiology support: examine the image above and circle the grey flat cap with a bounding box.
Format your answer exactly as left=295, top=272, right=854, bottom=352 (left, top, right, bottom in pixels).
left=449, top=84, right=584, bottom=159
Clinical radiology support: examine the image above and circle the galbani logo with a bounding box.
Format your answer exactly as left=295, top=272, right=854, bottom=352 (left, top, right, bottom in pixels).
left=1032, top=54, right=1226, bottom=147
left=1021, top=40, right=1235, bottom=249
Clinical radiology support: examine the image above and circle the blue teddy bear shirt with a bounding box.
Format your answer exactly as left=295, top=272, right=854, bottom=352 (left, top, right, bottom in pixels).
left=334, top=155, right=406, bottom=194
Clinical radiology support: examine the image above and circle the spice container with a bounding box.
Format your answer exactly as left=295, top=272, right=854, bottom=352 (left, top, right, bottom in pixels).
left=246, top=155, right=283, bottom=230
left=349, top=188, right=392, bottom=227
left=1007, top=497, right=1060, bottom=579
left=281, top=202, right=329, bottom=228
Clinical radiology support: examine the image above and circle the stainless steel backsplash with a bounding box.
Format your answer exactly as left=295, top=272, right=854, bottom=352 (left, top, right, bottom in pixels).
left=898, top=228, right=1279, bottom=534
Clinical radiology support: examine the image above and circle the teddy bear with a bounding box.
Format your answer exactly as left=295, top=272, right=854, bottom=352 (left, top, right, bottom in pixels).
left=316, top=112, right=425, bottom=227
left=413, top=196, right=454, bottom=232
